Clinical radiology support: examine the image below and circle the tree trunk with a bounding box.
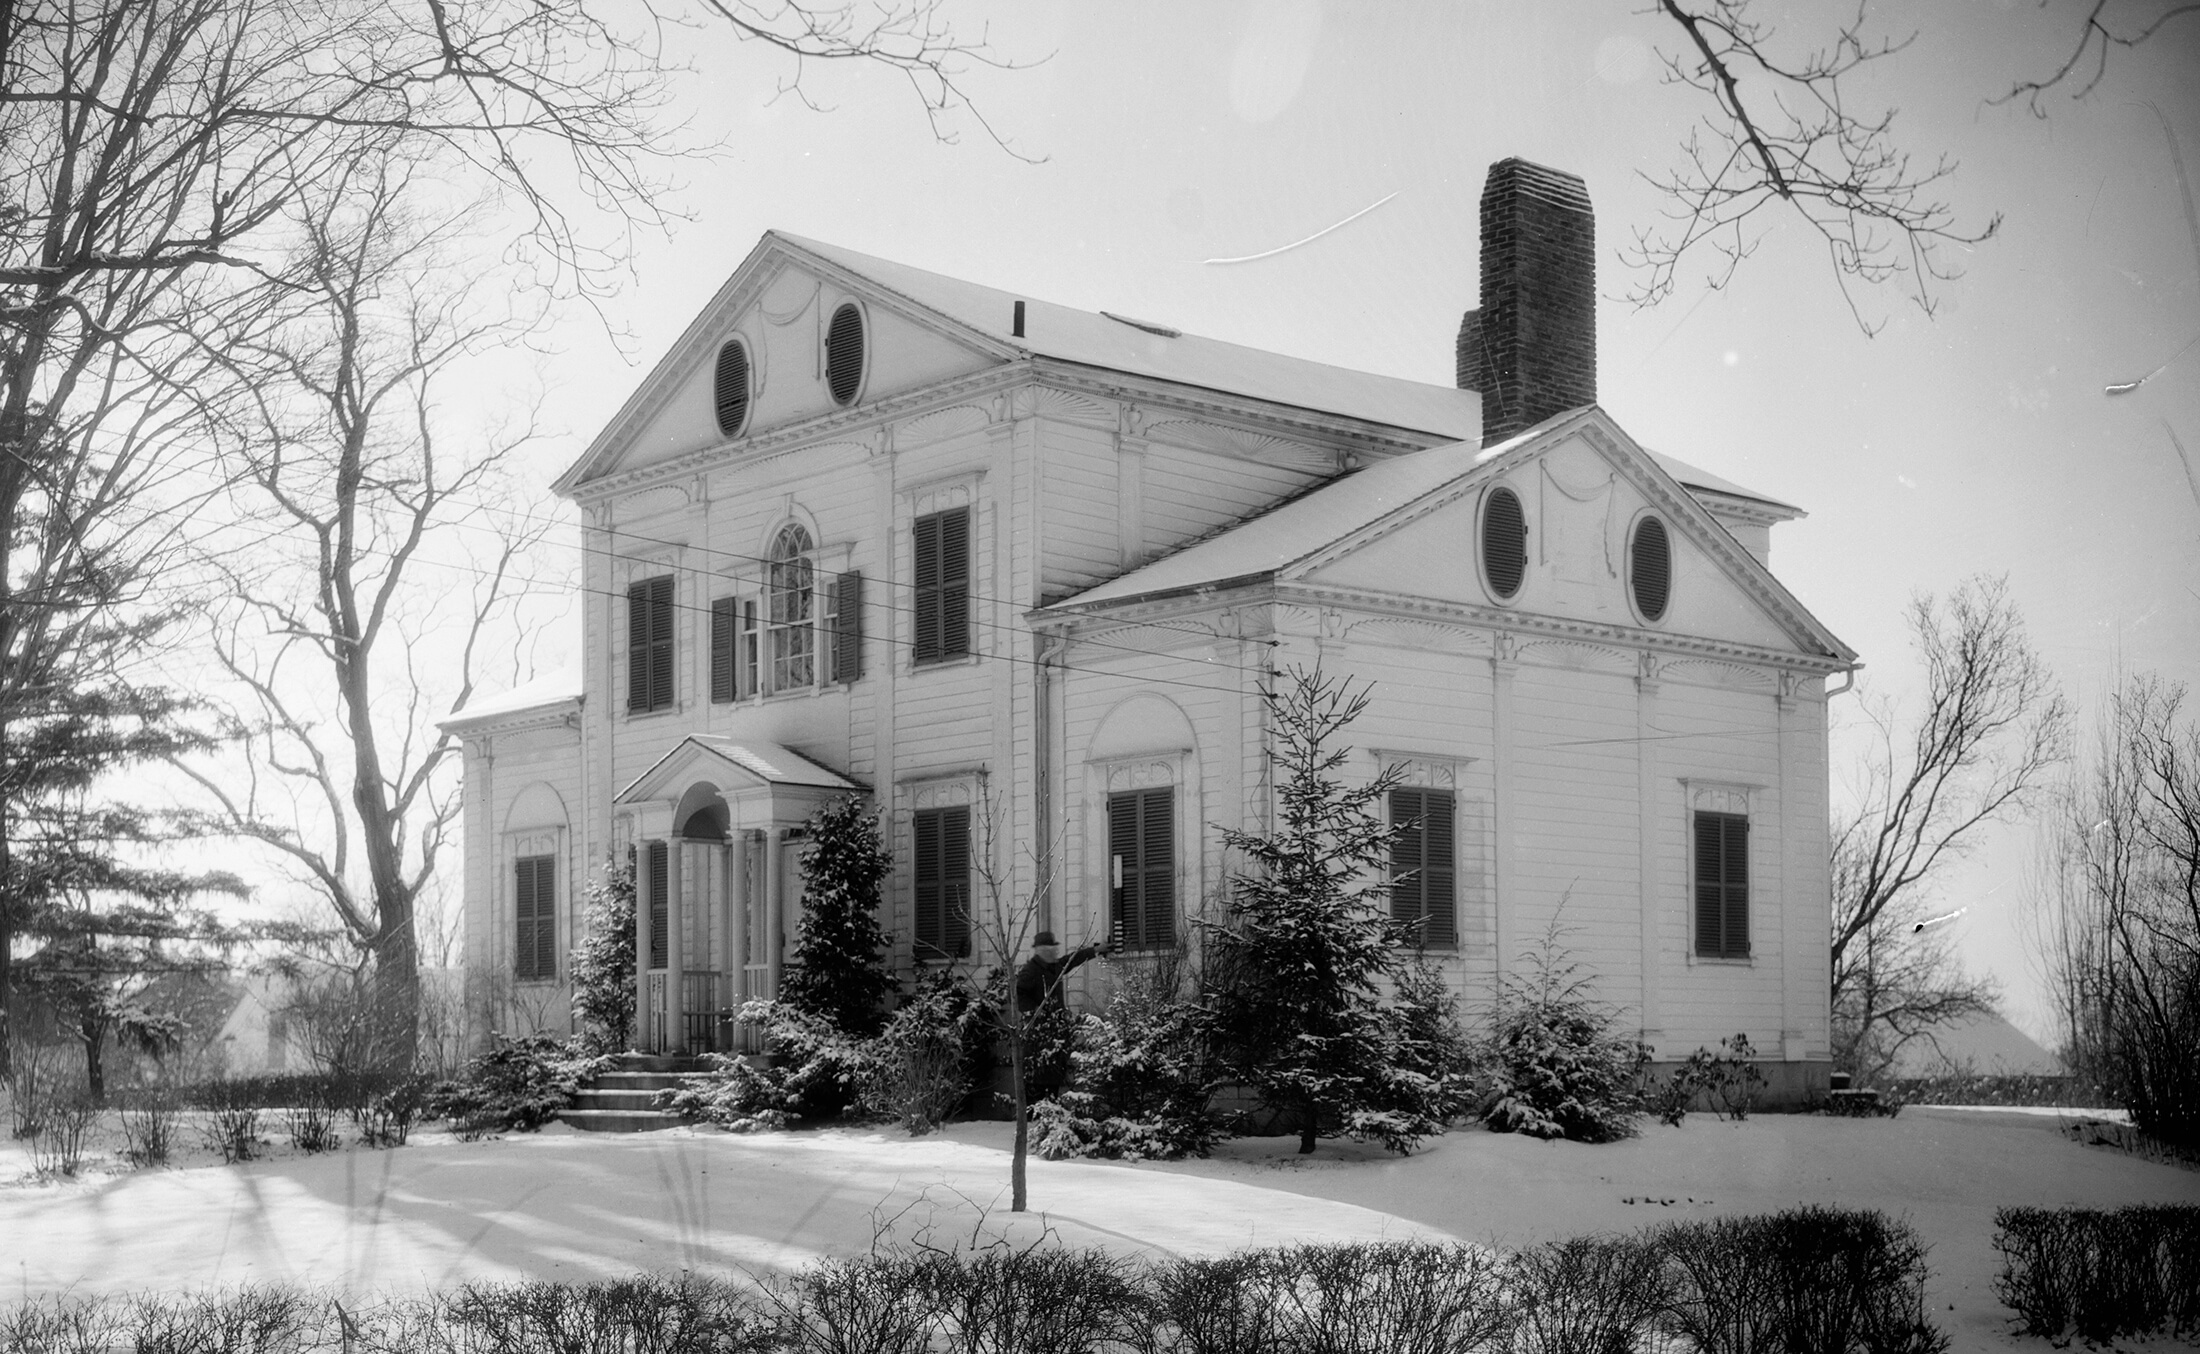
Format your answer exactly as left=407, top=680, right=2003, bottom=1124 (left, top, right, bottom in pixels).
left=1010, top=1013, right=1028, bottom=1211
left=81, top=1027, right=105, bottom=1105
left=371, top=907, right=420, bottom=1072
left=1298, top=1096, right=1317, bottom=1155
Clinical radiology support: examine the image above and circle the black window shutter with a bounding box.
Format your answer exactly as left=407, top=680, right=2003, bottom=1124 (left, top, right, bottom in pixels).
left=516, top=856, right=547, bottom=980
left=941, top=805, right=971, bottom=958
left=738, top=600, right=758, bottom=699
left=626, top=581, right=651, bottom=712
left=940, top=508, right=970, bottom=657
left=647, top=576, right=674, bottom=711
left=914, top=806, right=970, bottom=960
left=1723, top=815, right=1750, bottom=958
left=1108, top=794, right=1136, bottom=946
left=1109, top=789, right=1173, bottom=951
left=833, top=571, right=863, bottom=683
left=647, top=840, right=669, bottom=967
left=710, top=597, right=736, bottom=703
left=914, top=810, right=942, bottom=956
left=913, top=514, right=942, bottom=663
left=1139, top=788, right=1173, bottom=949
left=1425, top=791, right=1457, bottom=947
left=1390, top=788, right=1424, bottom=932
left=1695, top=811, right=1749, bottom=958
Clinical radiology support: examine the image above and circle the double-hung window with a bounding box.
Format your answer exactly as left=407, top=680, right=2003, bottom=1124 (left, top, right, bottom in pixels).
left=769, top=525, right=816, bottom=690
left=1108, top=788, right=1174, bottom=951
left=514, top=853, right=556, bottom=980
left=1389, top=787, right=1457, bottom=947
left=1693, top=810, right=1750, bottom=958
left=913, top=507, right=970, bottom=664
left=625, top=575, right=675, bottom=713
left=913, top=806, right=971, bottom=959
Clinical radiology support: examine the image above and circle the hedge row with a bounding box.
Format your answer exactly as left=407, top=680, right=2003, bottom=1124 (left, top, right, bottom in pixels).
left=1889, top=1074, right=2115, bottom=1109
left=2, top=1208, right=1947, bottom=1354
left=1993, top=1203, right=2200, bottom=1341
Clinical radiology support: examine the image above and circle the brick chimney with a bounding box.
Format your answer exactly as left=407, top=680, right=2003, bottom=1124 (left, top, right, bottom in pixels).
left=1455, top=158, right=1596, bottom=444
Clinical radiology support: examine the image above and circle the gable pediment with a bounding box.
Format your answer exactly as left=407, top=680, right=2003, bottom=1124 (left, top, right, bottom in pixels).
left=556, top=236, right=1016, bottom=495
left=1294, top=409, right=1853, bottom=663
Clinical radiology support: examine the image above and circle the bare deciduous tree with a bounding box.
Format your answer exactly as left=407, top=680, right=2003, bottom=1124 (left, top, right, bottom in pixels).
left=1830, top=576, right=2069, bottom=1082
left=2, top=0, right=1029, bottom=1074
left=1994, top=1, right=2200, bottom=116
left=1636, top=1, right=2002, bottom=333
left=2029, top=674, right=2200, bottom=1145
left=177, top=163, right=551, bottom=1067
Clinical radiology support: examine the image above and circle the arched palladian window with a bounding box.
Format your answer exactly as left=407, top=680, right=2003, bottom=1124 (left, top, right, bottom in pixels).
left=769, top=522, right=815, bottom=689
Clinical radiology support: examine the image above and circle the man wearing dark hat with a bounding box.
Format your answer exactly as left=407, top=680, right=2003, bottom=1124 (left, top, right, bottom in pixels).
left=1013, top=930, right=1108, bottom=1101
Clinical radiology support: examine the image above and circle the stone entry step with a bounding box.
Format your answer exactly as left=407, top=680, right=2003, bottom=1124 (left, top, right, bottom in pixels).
left=558, top=1052, right=763, bottom=1132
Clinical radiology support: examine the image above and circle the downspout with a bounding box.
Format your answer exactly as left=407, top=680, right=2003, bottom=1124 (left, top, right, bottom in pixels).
left=1825, top=665, right=1859, bottom=700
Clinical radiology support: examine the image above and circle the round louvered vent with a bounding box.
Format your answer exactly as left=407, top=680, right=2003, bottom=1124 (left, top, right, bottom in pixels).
left=1631, top=516, right=1672, bottom=621
left=824, top=302, right=865, bottom=406
left=1482, top=486, right=1527, bottom=599
left=714, top=339, right=751, bottom=436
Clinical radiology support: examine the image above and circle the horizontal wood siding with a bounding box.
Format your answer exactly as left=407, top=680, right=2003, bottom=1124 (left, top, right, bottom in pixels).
left=1141, top=445, right=1319, bottom=562
left=1039, top=421, right=1120, bottom=596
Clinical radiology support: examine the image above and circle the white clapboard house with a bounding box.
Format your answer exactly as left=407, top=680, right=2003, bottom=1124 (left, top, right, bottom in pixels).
left=444, top=159, right=1857, bottom=1102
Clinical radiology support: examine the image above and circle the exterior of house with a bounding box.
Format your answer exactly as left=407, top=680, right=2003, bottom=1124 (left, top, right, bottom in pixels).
left=444, top=159, right=1858, bottom=1102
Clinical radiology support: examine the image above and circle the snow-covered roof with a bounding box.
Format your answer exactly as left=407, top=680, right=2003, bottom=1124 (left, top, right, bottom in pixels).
left=1044, top=406, right=1810, bottom=615
left=1050, top=440, right=1491, bottom=609
left=1647, top=451, right=1801, bottom=517
left=439, top=667, right=583, bottom=730
left=777, top=233, right=1483, bottom=441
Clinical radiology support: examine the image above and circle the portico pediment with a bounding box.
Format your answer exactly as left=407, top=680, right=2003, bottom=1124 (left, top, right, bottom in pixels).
left=614, top=736, right=863, bottom=813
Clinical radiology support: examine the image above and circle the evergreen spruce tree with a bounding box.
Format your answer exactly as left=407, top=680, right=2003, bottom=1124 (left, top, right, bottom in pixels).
left=569, top=856, right=637, bottom=1051
left=782, top=796, right=894, bottom=1038
left=1201, top=666, right=1445, bottom=1155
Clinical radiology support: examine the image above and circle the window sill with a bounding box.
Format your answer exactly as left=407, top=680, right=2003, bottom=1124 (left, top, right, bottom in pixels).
left=910, top=652, right=981, bottom=674
left=1687, top=953, right=1754, bottom=967
left=623, top=704, right=685, bottom=723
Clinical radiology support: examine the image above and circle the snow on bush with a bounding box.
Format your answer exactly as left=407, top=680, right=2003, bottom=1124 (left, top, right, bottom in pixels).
left=1474, top=925, right=1647, bottom=1143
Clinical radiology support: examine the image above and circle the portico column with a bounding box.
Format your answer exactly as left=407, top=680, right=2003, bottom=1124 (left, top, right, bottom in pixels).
left=728, top=832, right=750, bottom=1002
left=632, top=840, right=651, bottom=1052
left=763, top=827, right=783, bottom=1000
left=666, top=835, right=685, bottom=1054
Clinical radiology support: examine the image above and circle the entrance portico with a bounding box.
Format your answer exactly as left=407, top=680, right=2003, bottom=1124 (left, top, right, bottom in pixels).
left=612, top=737, right=863, bottom=1054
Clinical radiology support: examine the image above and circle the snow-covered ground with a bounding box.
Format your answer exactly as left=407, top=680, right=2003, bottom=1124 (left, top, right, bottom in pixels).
left=3, top=1106, right=2194, bottom=1354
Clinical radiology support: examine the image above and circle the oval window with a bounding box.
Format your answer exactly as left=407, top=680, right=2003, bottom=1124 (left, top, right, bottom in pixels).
left=1481, top=486, right=1527, bottom=600
left=1631, top=516, right=1672, bottom=622
left=714, top=339, right=751, bottom=437
left=824, top=302, right=865, bottom=406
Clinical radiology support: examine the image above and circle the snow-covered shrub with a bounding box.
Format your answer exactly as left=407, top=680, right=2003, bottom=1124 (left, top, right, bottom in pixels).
left=1506, top=1235, right=1672, bottom=1354
left=1201, top=667, right=1453, bottom=1156
left=568, top=857, right=636, bottom=1052
left=352, top=1075, right=427, bottom=1147
left=1149, top=1242, right=1511, bottom=1354
left=1993, top=1204, right=2200, bottom=1343
left=862, top=966, right=999, bottom=1134
left=1390, top=958, right=1479, bottom=1123
left=424, top=1034, right=609, bottom=1139
left=1659, top=1206, right=1947, bottom=1354
left=1475, top=926, right=1648, bottom=1143
left=1653, top=1033, right=1769, bottom=1125
left=446, top=1274, right=771, bottom=1353
left=1031, top=954, right=1217, bottom=1160
left=193, top=1076, right=265, bottom=1163
left=780, top=796, right=896, bottom=1040
left=117, top=1084, right=179, bottom=1165
left=27, top=1090, right=96, bottom=1176
left=658, top=1000, right=882, bottom=1131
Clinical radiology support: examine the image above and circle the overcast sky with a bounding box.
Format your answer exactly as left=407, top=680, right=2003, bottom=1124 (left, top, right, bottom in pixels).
left=489, top=1, right=2200, bottom=1045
